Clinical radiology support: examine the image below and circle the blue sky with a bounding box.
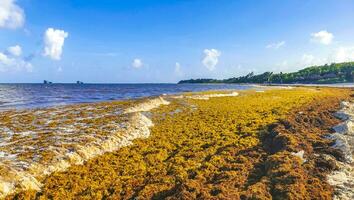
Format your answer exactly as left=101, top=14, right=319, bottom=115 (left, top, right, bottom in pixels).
left=1, top=0, right=354, bottom=83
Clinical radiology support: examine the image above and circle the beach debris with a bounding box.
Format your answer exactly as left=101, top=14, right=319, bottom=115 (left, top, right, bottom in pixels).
left=291, top=150, right=306, bottom=163
left=327, top=101, right=354, bottom=200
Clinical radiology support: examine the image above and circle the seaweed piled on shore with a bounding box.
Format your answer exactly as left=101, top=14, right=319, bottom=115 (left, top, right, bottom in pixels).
left=0, top=97, right=170, bottom=198
left=247, top=90, right=352, bottom=199
left=7, top=87, right=352, bottom=199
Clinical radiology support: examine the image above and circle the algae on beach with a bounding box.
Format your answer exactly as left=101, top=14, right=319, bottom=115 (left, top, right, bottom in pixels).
left=0, top=98, right=168, bottom=198
left=6, top=87, right=352, bottom=199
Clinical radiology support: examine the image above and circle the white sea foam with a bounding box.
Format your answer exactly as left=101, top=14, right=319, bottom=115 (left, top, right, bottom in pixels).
left=170, top=91, right=239, bottom=100
left=327, top=101, right=354, bottom=200
left=123, top=97, right=170, bottom=113
left=186, top=92, right=239, bottom=100
left=0, top=97, right=169, bottom=198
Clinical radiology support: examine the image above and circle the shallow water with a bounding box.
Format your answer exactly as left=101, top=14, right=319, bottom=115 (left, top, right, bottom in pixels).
left=0, top=83, right=252, bottom=197
left=0, top=90, right=245, bottom=197
left=0, top=83, right=251, bottom=111
left=0, top=96, right=171, bottom=197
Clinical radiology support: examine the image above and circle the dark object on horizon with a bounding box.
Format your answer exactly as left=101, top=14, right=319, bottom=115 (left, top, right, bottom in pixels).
left=179, top=62, right=354, bottom=84
left=76, top=81, right=84, bottom=84
left=43, top=80, right=53, bottom=84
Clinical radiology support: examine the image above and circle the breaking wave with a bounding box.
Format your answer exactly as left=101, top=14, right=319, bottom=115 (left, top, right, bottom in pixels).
left=123, top=97, right=170, bottom=113
left=172, top=91, right=239, bottom=100
left=0, top=97, right=169, bottom=198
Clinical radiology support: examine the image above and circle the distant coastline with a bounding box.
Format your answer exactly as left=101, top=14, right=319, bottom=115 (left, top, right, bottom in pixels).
left=179, top=62, right=354, bottom=85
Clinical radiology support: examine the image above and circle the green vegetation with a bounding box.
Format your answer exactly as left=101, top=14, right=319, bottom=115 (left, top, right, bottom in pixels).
left=179, top=62, right=354, bottom=84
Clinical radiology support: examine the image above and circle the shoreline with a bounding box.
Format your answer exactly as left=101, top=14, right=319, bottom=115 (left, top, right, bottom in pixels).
left=0, top=90, right=244, bottom=197
left=1, top=87, right=353, bottom=199
left=327, top=101, right=354, bottom=199
left=0, top=83, right=352, bottom=112
left=0, top=96, right=172, bottom=198
left=257, top=83, right=354, bottom=88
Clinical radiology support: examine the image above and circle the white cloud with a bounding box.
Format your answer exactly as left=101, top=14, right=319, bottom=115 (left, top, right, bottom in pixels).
left=43, top=28, right=69, bottom=60
left=132, top=58, right=143, bottom=68
left=0, top=51, right=32, bottom=72
left=202, top=49, right=221, bottom=71
left=299, top=46, right=354, bottom=68
left=311, top=30, right=333, bottom=45
left=291, top=46, right=354, bottom=69
left=266, top=41, right=286, bottom=49
left=300, top=54, right=327, bottom=67
left=0, top=0, right=24, bottom=29
left=174, top=62, right=183, bottom=76
left=0, top=52, right=12, bottom=66
left=7, top=45, right=21, bottom=56
left=331, top=47, right=354, bottom=63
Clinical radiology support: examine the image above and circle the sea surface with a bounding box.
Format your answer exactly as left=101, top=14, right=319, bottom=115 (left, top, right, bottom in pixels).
left=0, top=83, right=252, bottom=110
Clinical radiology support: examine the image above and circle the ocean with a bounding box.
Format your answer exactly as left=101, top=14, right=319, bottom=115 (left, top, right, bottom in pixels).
left=0, top=83, right=252, bottom=110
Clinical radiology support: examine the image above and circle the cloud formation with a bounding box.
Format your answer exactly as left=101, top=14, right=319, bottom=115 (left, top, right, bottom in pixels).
left=132, top=58, right=143, bottom=68
left=202, top=49, right=221, bottom=71
left=0, top=0, right=24, bottom=29
left=7, top=45, right=21, bottom=56
left=0, top=48, right=32, bottom=72
left=298, top=46, right=354, bottom=68
left=331, top=46, right=354, bottom=63
left=43, top=28, right=69, bottom=60
left=174, top=62, right=183, bottom=76
left=311, top=30, right=333, bottom=45
left=300, top=53, right=332, bottom=67
left=266, top=41, right=286, bottom=49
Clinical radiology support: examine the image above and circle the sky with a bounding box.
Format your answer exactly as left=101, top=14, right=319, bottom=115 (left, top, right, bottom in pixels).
left=1, top=0, right=354, bottom=83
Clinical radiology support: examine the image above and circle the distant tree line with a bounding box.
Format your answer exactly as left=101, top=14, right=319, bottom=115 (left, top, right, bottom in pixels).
left=178, top=62, right=354, bottom=84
